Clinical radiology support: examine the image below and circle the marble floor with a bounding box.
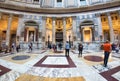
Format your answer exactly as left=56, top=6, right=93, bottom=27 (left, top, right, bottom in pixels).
left=0, top=49, right=120, bottom=81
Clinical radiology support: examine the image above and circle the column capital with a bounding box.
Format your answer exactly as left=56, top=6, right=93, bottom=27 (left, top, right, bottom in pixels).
left=8, top=14, right=13, bottom=18
left=62, top=17, right=66, bottom=20
left=52, top=17, right=56, bottom=20
left=19, top=14, right=24, bottom=18
left=95, top=13, right=101, bottom=17
left=72, top=16, right=76, bottom=19
left=42, top=16, right=47, bottom=20
left=106, top=12, right=111, bottom=16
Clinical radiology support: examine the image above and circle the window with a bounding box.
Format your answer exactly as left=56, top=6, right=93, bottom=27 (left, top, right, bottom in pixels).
left=57, top=0, right=62, bottom=2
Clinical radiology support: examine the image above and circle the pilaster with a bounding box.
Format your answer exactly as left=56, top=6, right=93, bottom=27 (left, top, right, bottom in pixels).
left=107, top=13, right=114, bottom=42
left=95, top=13, right=103, bottom=41
left=42, top=16, right=46, bottom=48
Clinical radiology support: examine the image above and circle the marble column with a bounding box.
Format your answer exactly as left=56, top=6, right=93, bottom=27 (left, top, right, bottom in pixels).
left=52, top=17, right=56, bottom=44
left=96, top=14, right=103, bottom=41
left=118, top=11, right=120, bottom=42
left=63, top=17, right=66, bottom=47
left=6, top=14, right=13, bottom=46
left=107, top=13, right=114, bottom=43
left=42, top=16, right=46, bottom=48
left=72, top=16, right=77, bottom=41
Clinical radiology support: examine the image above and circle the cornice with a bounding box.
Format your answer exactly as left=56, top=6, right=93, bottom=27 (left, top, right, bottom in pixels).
left=0, top=1, right=120, bottom=14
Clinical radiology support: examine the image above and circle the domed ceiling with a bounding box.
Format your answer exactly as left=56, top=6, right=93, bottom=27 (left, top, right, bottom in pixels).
left=0, top=0, right=119, bottom=8
left=0, top=0, right=120, bottom=14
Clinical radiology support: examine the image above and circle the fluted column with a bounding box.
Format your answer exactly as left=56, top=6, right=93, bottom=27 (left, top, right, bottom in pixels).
left=72, top=16, right=77, bottom=41
left=107, top=13, right=114, bottom=42
left=96, top=14, right=103, bottom=41
left=63, top=17, right=66, bottom=47
left=6, top=14, right=13, bottom=46
left=42, top=17, right=46, bottom=47
left=52, top=17, right=56, bottom=44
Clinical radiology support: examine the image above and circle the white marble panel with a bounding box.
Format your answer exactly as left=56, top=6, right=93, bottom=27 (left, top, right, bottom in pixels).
left=112, top=71, right=120, bottom=81
left=42, top=57, right=69, bottom=65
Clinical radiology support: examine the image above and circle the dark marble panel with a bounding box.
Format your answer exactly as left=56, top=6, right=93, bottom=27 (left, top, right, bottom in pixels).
left=12, top=55, right=30, bottom=60
left=100, top=66, right=120, bottom=81
left=0, top=65, right=11, bottom=76
left=84, top=55, right=103, bottom=62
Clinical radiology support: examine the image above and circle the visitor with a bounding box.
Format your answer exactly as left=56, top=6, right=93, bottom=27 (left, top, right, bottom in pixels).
left=28, top=42, right=33, bottom=52
left=53, top=44, right=57, bottom=52
left=78, top=43, right=83, bottom=57
left=111, top=43, right=116, bottom=52
left=65, top=41, right=70, bottom=57
left=103, top=40, right=111, bottom=67
left=11, top=42, right=15, bottom=53
left=59, top=42, right=62, bottom=50
left=115, top=44, right=119, bottom=53
left=16, top=44, right=20, bottom=52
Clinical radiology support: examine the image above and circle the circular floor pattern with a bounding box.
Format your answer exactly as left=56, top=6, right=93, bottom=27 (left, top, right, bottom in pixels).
left=84, top=55, right=103, bottom=62
left=12, top=55, right=30, bottom=60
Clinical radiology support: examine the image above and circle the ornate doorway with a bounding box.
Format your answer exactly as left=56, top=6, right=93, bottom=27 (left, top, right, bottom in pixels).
left=24, top=21, right=39, bottom=42
left=80, top=20, right=94, bottom=42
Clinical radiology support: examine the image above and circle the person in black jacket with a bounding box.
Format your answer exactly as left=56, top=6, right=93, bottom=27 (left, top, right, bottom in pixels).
left=78, top=43, right=83, bottom=57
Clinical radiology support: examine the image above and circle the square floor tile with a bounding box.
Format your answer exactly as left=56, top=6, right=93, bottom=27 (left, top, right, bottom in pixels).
left=112, top=71, right=120, bottom=81
left=100, top=66, right=120, bottom=81
left=42, top=57, right=69, bottom=65
left=34, top=55, right=76, bottom=68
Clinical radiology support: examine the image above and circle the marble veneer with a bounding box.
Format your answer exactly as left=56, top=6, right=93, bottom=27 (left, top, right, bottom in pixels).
left=34, top=55, right=76, bottom=68
left=0, top=65, right=11, bottom=76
